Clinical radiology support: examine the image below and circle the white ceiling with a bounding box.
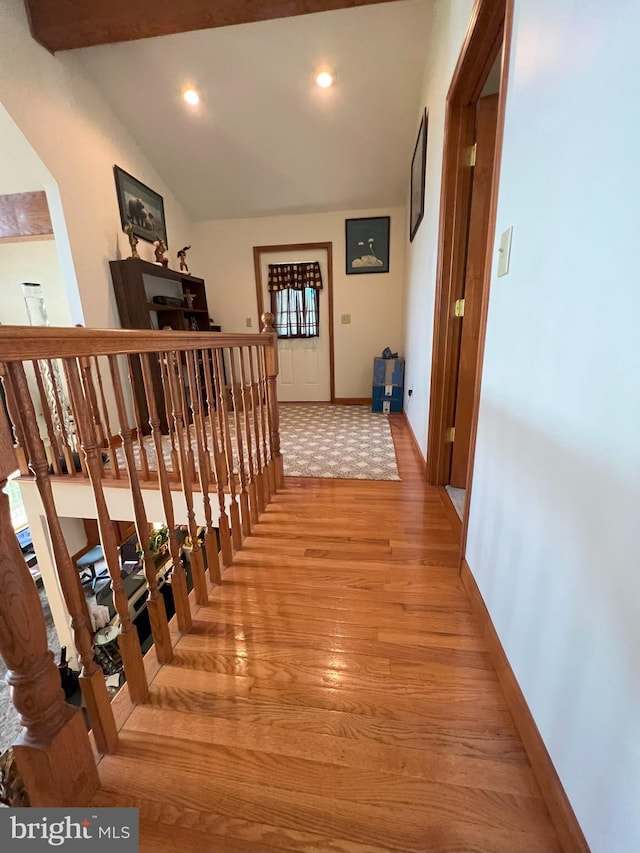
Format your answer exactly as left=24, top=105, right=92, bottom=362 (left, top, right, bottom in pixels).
left=73, top=0, right=432, bottom=221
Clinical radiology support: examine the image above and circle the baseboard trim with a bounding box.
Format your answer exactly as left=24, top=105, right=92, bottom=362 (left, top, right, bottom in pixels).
left=460, top=559, right=590, bottom=853
left=333, top=397, right=370, bottom=405
left=401, top=412, right=425, bottom=466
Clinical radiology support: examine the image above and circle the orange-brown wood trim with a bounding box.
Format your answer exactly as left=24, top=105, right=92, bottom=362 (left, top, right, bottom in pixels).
left=0, top=326, right=269, bottom=362
left=401, top=411, right=425, bottom=467
left=0, top=191, right=52, bottom=239
left=459, top=0, right=513, bottom=559
left=461, top=559, right=590, bottom=853
left=426, top=0, right=506, bottom=488
left=253, top=242, right=335, bottom=403
left=25, top=0, right=397, bottom=52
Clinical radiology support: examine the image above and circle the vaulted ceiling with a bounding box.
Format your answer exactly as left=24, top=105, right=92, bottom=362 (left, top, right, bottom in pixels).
left=71, top=1, right=432, bottom=221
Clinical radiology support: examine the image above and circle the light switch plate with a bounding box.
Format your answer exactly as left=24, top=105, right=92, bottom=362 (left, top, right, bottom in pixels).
left=246, top=317, right=253, bottom=328
left=341, top=314, right=351, bottom=324
left=497, top=226, right=513, bottom=277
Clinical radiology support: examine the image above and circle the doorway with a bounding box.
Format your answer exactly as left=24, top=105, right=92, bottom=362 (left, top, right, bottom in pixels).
left=253, top=242, right=335, bottom=402
left=426, top=0, right=513, bottom=538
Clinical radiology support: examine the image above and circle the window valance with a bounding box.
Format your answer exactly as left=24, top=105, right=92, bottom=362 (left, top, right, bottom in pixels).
left=267, top=261, right=323, bottom=292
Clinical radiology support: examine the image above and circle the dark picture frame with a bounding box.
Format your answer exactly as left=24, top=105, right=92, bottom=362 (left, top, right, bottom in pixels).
left=345, top=216, right=390, bottom=275
left=409, top=109, right=428, bottom=242
left=113, top=165, right=168, bottom=245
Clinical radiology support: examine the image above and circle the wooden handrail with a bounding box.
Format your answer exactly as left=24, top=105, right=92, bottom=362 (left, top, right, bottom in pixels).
left=0, top=326, right=270, bottom=361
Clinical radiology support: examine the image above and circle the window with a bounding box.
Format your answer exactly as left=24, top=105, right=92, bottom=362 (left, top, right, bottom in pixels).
left=267, top=261, right=323, bottom=339
left=271, top=287, right=319, bottom=338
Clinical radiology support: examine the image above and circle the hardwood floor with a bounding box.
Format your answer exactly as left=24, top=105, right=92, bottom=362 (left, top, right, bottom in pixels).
left=91, top=415, right=560, bottom=852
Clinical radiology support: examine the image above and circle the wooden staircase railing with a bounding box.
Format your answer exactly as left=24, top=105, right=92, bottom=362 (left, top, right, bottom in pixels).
left=0, top=315, right=281, bottom=806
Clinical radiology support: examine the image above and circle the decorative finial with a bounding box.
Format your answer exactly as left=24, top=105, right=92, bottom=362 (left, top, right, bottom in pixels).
left=261, top=312, right=275, bottom=333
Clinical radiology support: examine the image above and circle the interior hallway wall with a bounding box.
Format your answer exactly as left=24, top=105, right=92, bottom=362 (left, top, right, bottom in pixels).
left=402, top=0, right=475, bottom=457
left=0, top=0, right=193, bottom=330
left=465, top=2, right=640, bottom=851
left=194, top=206, right=406, bottom=399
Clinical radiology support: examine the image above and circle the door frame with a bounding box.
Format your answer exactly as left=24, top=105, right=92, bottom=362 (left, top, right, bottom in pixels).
left=253, top=242, right=335, bottom=403
left=425, top=0, right=513, bottom=556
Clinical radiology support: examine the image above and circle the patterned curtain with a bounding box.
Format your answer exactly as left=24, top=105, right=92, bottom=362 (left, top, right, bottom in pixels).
left=267, top=262, right=323, bottom=292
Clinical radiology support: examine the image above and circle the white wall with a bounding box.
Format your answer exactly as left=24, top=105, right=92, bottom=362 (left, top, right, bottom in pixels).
left=402, top=0, right=475, bottom=456
left=465, top=2, right=640, bottom=852
left=0, top=241, right=73, bottom=327
left=194, top=207, right=406, bottom=398
left=0, top=0, right=194, bottom=330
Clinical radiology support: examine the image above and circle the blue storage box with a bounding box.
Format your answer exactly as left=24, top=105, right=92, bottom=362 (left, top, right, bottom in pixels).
left=372, top=385, right=403, bottom=414
left=373, top=357, right=404, bottom=387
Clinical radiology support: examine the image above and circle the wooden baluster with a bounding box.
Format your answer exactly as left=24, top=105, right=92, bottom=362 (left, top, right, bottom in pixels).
left=214, top=348, right=242, bottom=552
left=179, top=353, right=197, bottom=483
left=43, top=358, right=76, bottom=477
left=107, top=355, right=173, bottom=664
left=261, top=313, right=284, bottom=490
left=0, top=401, right=99, bottom=805
left=80, top=356, right=107, bottom=448
left=257, top=344, right=273, bottom=506
left=64, top=358, right=149, bottom=704
left=32, top=362, right=63, bottom=476
left=159, top=355, right=180, bottom=476
left=7, top=362, right=118, bottom=754
left=126, top=355, right=151, bottom=483
left=164, top=351, right=208, bottom=606
left=0, top=363, right=30, bottom=476
left=91, top=356, right=120, bottom=478
left=185, top=350, right=221, bottom=584
left=228, top=347, right=251, bottom=537
left=140, top=353, right=191, bottom=633
left=202, top=348, right=233, bottom=568
left=247, top=346, right=266, bottom=513
left=239, top=346, right=260, bottom=526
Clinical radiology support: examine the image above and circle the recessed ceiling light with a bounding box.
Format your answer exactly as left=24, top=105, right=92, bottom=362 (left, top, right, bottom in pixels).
left=315, top=69, right=336, bottom=89
left=183, top=87, right=200, bottom=106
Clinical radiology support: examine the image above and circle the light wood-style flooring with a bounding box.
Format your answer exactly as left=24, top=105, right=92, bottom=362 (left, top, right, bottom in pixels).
left=91, top=416, right=560, bottom=852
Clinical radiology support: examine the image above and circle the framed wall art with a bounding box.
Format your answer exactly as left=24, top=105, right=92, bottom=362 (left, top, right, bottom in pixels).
left=409, top=109, right=428, bottom=242
left=345, top=216, right=390, bottom=274
left=114, top=165, right=168, bottom=245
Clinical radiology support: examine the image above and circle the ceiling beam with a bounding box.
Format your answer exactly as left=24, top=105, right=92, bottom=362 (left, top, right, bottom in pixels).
left=24, top=0, right=399, bottom=52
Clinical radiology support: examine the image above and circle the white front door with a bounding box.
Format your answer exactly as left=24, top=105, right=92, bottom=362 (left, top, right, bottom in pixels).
left=261, top=249, right=331, bottom=402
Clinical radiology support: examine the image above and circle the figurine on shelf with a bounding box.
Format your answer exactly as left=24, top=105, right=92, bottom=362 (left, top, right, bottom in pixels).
left=177, top=245, right=191, bottom=273
left=154, top=238, right=169, bottom=267
left=123, top=221, right=140, bottom=259
left=183, top=289, right=195, bottom=310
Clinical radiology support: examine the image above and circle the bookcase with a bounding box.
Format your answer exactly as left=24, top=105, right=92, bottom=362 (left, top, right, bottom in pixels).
left=109, top=259, right=215, bottom=432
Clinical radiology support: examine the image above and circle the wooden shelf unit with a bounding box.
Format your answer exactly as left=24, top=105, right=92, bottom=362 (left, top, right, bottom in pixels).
left=110, top=258, right=210, bottom=333
left=109, top=259, right=212, bottom=433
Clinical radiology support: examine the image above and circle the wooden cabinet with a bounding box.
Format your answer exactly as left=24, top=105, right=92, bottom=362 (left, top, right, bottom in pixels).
left=109, top=259, right=213, bottom=432
left=109, top=258, right=210, bottom=333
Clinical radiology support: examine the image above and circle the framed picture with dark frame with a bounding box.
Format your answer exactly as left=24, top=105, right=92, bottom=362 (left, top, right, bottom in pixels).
left=345, top=216, right=390, bottom=274
left=113, top=165, right=168, bottom=245
left=409, top=109, right=428, bottom=242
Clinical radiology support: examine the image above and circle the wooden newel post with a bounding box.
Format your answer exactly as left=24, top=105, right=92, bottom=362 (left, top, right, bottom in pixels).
left=0, top=405, right=99, bottom=805
left=261, top=313, right=283, bottom=490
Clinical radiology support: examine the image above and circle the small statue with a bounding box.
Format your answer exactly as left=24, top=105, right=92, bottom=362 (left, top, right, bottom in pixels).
left=183, top=289, right=195, bottom=310
left=177, top=245, right=191, bottom=273
left=123, top=221, right=139, bottom=259
left=154, top=238, right=168, bottom=267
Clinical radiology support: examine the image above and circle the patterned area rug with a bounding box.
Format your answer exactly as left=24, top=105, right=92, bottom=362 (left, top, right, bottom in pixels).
left=280, top=405, right=400, bottom=480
